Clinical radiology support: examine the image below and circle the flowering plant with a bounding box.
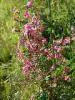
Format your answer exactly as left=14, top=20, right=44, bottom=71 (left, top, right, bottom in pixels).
left=16, top=0, right=75, bottom=99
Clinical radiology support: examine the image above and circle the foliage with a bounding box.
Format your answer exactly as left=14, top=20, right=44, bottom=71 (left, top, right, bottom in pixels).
left=0, top=0, right=75, bottom=100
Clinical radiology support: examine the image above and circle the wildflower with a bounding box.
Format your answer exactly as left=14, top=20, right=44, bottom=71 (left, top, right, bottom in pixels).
left=24, top=23, right=33, bottom=35
left=24, top=11, right=31, bottom=19
left=28, top=42, right=38, bottom=52
left=43, top=49, right=49, bottom=56
left=22, top=60, right=33, bottom=75
left=32, top=16, right=40, bottom=28
left=64, top=76, right=71, bottom=81
left=17, top=50, right=24, bottom=61
left=53, top=45, right=61, bottom=52
left=47, top=53, right=53, bottom=60
left=62, top=37, right=70, bottom=45
left=26, top=0, right=33, bottom=8
left=53, top=53, right=62, bottom=59
left=20, top=36, right=25, bottom=45
left=42, top=38, right=47, bottom=44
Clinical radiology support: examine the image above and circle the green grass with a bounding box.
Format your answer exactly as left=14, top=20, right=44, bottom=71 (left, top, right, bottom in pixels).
left=0, top=0, right=39, bottom=100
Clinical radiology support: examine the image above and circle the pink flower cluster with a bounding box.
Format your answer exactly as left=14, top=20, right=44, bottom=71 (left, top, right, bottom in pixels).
left=17, top=0, right=71, bottom=78
left=24, top=0, right=33, bottom=19
left=43, top=45, right=62, bottom=60
left=24, top=11, right=31, bottom=19
left=20, top=0, right=47, bottom=76
left=24, top=16, right=41, bottom=36
left=22, top=60, right=33, bottom=75
left=54, top=37, right=70, bottom=46
left=53, top=45, right=61, bottom=52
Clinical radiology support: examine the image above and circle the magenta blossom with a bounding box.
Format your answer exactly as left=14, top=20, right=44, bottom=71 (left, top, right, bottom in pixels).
left=62, top=37, right=70, bottom=45
left=53, top=53, right=62, bottom=59
left=24, top=23, right=34, bottom=35
left=63, top=76, right=71, bottom=81
left=32, top=16, right=40, bottom=28
left=44, top=49, right=49, bottom=56
left=42, top=38, right=47, bottom=44
left=22, top=60, right=33, bottom=75
left=53, top=45, right=61, bottom=52
left=47, top=53, right=53, bottom=60
left=24, top=11, right=31, bottom=19
left=28, top=42, right=38, bottom=52
left=26, top=0, right=33, bottom=8
left=26, top=39, right=43, bottom=53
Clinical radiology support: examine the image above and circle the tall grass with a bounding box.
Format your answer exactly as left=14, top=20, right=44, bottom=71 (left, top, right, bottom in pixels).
left=0, top=0, right=39, bottom=100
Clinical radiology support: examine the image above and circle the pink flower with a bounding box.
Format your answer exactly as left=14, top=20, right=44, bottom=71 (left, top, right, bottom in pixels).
left=17, top=50, right=24, bottom=61
left=64, top=76, right=71, bottom=81
left=22, top=60, right=33, bottom=75
left=42, top=38, right=47, bottom=44
left=24, top=11, right=31, bottom=19
left=62, top=37, right=70, bottom=45
left=26, top=1, right=33, bottom=8
left=20, top=36, right=25, bottom=45
left=27, top=41, right=39, bottom=52
left=32, top=16, right=40, bottom=27
left=47, top=53, right=53, bottom=60
left=43, top=49, right=53, bottom=60
left=53, top=45, right=61, bottom=52
left=24, top=23, right=33, bottom=35
left=43, top=49, right=49, bottom=56
left=24, top=22, right=39, bottom=36
left=53, top=53, right=62, bottom=59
